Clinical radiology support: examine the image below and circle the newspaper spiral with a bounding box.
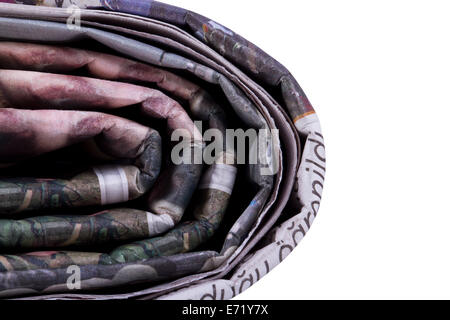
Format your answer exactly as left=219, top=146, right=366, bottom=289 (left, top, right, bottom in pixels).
left=0, top=0, right=325, bottom=300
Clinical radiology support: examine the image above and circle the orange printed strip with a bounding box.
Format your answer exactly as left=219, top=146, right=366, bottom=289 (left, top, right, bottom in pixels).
left=293, top=111, right=316, bottom=123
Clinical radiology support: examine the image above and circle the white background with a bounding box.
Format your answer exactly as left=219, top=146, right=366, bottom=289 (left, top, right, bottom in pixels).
left=163, top=0, right=450, bottom=299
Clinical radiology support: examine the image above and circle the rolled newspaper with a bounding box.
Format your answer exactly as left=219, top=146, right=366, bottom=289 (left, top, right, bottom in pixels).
left=0, top=1, right=326, bottom=300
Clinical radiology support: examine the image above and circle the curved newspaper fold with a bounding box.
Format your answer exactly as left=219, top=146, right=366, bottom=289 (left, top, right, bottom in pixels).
left=0, top=0, right=325, bottom=300
left=0, top=208, right=172, bottom=249
left=0, top=109, right=161, bottom=213
left=0, top=251, right=218, bottom=298
left=0, top=42, right=240, bottom=254
left=0, top=69, right=203, bottom=223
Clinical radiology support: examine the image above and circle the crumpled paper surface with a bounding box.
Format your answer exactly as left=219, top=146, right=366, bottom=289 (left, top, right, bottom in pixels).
left=0, top=0, right=325, bottom=300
